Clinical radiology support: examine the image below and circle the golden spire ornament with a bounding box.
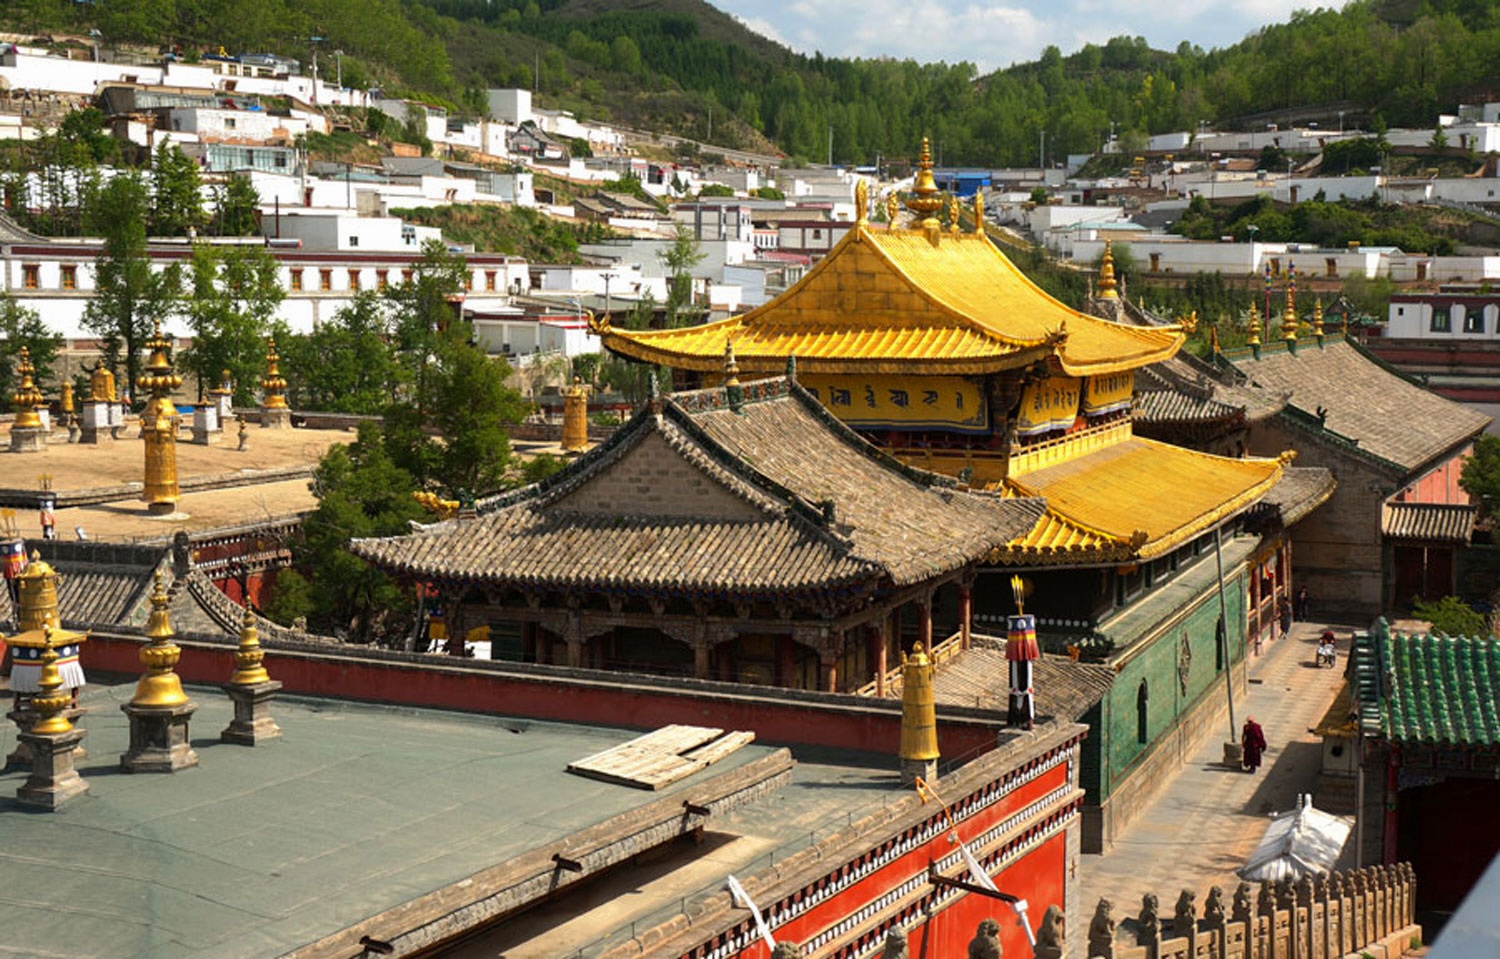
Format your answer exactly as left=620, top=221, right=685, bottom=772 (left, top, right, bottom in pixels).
left=1312, top=297, right=1326, bottom=339
left=14, top=622, right=91, bottom=808
left=898, top=643, right=939, bottom=785
left=1097, top=241, right=1119, bottom=300
left=138, top=321, right=183, bottom=514
left=906, top=137, right=945, bottom=230
left=260, top=337, right=291, bottom=428
left=1246, top=304, right=1262, bottom=348
left=29, top=627, right=74, bottom=736
left=121, top=570, right=199, bottom=771
left=11, top=346, right=43, bottom=429
left=1281, top=265, right=1298, bottom=342
left=222, top=604, right=283, bottom=744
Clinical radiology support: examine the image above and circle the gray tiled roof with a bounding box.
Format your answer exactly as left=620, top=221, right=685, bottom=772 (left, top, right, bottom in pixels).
left=1381, top=502, right=1477, bottom=543
left=1258, top=466, right=1338, bottom=526
left=1229, top=340, right=1489, bottom=474
left=1133, top=388, right=1244, bottom=426
left=930, top=645, right=1115, bottom=721
left=352, top=380, right=1044, bottom=595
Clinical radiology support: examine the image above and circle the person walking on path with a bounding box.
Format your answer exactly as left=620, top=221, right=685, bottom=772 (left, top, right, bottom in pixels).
left=1295, top=586, right=1309, bottom=620
left=1241, top=717, right=1267, bottom=773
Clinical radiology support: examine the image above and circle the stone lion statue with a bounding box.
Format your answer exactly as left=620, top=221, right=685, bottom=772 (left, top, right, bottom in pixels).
left=1035, top=904, right=1064, bottom=959
left=968, top=917, right=1003, bottom=959
left=770, top=943, right=803, bottom=959
left=880, top=924, right=909, bottom=959
left=1088, top=898, right=1116, bottom=957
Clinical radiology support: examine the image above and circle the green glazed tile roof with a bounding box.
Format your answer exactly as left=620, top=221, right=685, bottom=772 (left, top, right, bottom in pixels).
left=1352, top=620, right=1500, bottom=747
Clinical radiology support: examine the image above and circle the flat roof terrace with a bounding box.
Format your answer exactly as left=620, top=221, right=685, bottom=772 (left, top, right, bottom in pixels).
left=0, top=680, right=920, bottom=959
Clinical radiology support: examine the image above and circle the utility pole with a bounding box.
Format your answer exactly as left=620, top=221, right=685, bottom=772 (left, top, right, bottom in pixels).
left=1039, top=130, right=1046, bottom=171
left=827, top=125, right=833, bottom=167
left=706, top=106, right=712, bottom=143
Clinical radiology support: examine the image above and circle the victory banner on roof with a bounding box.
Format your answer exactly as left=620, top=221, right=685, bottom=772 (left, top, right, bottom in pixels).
left=1083, top=371, right=1134, bottom=417
left=1015, top=376, right=1081, bottom=436
left=801, top=375, right=989, bottom=433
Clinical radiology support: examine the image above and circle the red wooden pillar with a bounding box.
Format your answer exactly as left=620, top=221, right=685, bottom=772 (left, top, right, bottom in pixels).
left=958, top=581, right=973, bottom=650
left=919, top=597, right=933, bottom=652
left=1249, top=569, right=1261, bottom=654
left=870, top=619, right=888, bottom=697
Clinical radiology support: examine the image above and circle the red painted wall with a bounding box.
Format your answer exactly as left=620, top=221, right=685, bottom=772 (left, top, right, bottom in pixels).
left=83, top=636, right=1002, bottom=757
left=1394, top=446, right=1471, bottom=505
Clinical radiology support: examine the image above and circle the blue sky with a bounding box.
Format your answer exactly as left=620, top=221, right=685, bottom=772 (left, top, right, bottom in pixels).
left=707, top=0, right=1316, bottom=72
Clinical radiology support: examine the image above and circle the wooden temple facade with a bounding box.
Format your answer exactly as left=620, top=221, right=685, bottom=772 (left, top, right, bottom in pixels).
left=353, top=376, right=1045, bottom=694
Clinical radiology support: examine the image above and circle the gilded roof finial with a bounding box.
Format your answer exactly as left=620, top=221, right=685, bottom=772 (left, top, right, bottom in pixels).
left=128, top=570, right=191, bottom=709
left=1281, top=263, right=1298, bottom=342
left=723, top=339, right=743, bottom=413
left=972, top=190, right=985, bottom=234
left=11, top=346, right=44, bottom=429
left=947, top=194, right=961, bottom=233
left=229, top=605, right=271, bottom=686
left=906, top=137, right=945, bottom=228
left=29, top=626, right=75, bottom=736
left=854, top=178, right=868, bottom=225
left=1210, top=321, right=1221, bottom=356
left=884, top=191, right=899, bottom=226
left=261, top=337, right=288, bottom=411
left=1312, top=297, right=1325, bottom=337
left=1246, top=303, right=1262, bottom=347
left=1097, top=241, right=1119, bottom=300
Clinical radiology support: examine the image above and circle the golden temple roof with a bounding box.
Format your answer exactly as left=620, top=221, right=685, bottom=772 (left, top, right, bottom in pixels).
left=597, top=223, right=1183, bottom=377
left=994, top=430, right=1285, bottom=564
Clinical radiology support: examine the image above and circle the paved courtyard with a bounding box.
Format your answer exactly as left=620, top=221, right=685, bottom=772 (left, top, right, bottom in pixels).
left=1079, top=618, right=1355, bottom=914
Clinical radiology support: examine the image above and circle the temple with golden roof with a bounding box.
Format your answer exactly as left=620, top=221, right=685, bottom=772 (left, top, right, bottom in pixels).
left=596, top=141, right=1336, bottom=850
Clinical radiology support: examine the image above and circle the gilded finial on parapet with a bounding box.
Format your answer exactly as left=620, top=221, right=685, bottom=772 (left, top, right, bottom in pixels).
left=1210, top=322, right=1221, bottom=356
left=229, top=605, right=270, bottom=686
left=855, top=178, right=869, bottom=224
left=261, top=337, right=288, bottom=411
left=1313, top=297, right=1326, bottom=345
left=1281, top=264, right=1298, bottom=342
left=129, top=570, right=190, bottom=710
left=1246, top=304, right=1262, bottom=349
left=947, top=194, right=961, bottom=233
left=885, top=192, right=899, bottom=226
left=724, top=339, right=743, bottom=413
left=972, top=191, right=984, bottom=234
left=138, top=322, right=183, bottom=513
left=29, top=626, right=75, bottom=736
left=1097, top=241, right=1119, bottom=300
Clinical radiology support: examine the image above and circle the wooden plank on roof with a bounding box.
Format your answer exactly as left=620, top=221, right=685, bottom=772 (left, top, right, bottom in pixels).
left=567, top=724, right=756, bottom=790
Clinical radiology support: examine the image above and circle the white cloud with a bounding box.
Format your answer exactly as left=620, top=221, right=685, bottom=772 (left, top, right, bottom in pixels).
left=709, top=0, right=1313, bottom=71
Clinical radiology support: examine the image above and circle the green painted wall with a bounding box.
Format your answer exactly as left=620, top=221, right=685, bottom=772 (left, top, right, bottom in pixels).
left=1095, top=565, right=1248, bottom=801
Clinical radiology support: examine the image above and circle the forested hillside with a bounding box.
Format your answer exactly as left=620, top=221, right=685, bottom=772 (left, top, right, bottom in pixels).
left=6, top=0, right=1500, bottom=167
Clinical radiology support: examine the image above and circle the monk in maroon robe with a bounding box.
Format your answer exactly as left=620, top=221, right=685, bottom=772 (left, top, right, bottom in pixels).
left=1242, top=717, right=1267, bottom=773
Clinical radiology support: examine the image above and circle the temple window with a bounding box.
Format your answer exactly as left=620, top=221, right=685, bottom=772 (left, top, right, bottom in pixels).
left=376, top=270, right=388, bottom=290
left=1430, top=309, right=1451, bottom=333
left=319, top=269, right=332, bottom=291
left=60, top=265, right=77, bottom=290
left=289, top=269, right=303, bottom=291
left=486, top=271, right=497, bottom=291
left=22, top=264, right=39, bottom=289
left=1464, top=308, right=1485, bottom=334
left=348, top=269, right=361, bottom=291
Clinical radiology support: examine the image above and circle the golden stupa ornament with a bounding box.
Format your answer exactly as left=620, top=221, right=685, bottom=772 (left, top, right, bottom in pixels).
left=262, top=337, right=288, bottom=409
left=138, top=321, right=183, bottom=514
left=1312, top=298, right=1326, bottom=338
left=1246, top=304, right=1262, bottom=347
left=1281, top=265, right=1298, bottom=342
left=229, top=606, right=271, bottom=686
left=561, top=376, right=590, bottom=454
left=129, top=571, right=191, bottom=710
left=17, top=553, right=60, bottom=631
left=906, top=137, right=946, bottom=229
left=1097, top=241, right=1119, bottom=300
left=11, top=346, right=44, bottom=430
left=884, top=192, right=899, bottom=225
left=972, top=191, right=984, bottom=234
left=29, top=627, right=74, bottom=736
left=854, top=178, right=869, bottom=224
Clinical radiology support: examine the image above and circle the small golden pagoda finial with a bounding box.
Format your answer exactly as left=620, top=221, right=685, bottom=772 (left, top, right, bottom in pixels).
left=11, top=346, right=44, bottom=429
left=1210, top=322, right=1221, bottom=355
left=1312, top=297, right=1325, bottom=337
left=947, top=194, right=961, bottom=233
left=29, top=626, right=74, bottom=736
left=138, top=321, right=183, bottom=514
left=60, top=382, right=74, bottom=415
left=972, top=191, right=985, bottom=234
left=1246, top=304, right=1262, bottom=347
left=884, top=191, right=899, bottom=226
left=906, top=137, right=945, bottom=229
left=723, top=339, right=740, bottom=388
left=898, top=642, right=939, bottom=783
left=261, top=337, right=289, bottom=411
left=229, top=605, right=270, bottom=686
left=1341, top=306, right=1350, bottom=337
left=17, top=552, right=60, bottom=632
left=1280, top=262, right=1299, bottom=342
left=129, top=570, right=191, bottom=709
left=1097, top=241, right=1119, bottom=300
left=854, top=178, right=868, bottom=224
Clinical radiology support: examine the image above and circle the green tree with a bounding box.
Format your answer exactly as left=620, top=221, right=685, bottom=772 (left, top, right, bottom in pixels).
left=82, top=173, right=182, bottom=400
left=281, top=292, right=402, bottom=414
left=272, top=424, right=425, bottom=644
left=180, top=244, right=284, bottom=402
left=151, top=142, right=207, bottom=237
left=658, top=223, right=705, bottom=327
left=0, top=292, right=63, bottom=411
left=213, top=174, right=261, bottom=237
left=1411, top=595, right=1489, bottom=637
left=1460, top=434, right=1500, bottom=521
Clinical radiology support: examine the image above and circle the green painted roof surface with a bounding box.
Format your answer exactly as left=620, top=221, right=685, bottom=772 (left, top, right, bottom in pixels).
left=1352, top=623, right=1500, bottom=747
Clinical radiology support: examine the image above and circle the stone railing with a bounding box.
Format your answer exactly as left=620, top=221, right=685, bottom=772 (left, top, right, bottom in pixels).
left=1084, top=864, right=1419, bottom=959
